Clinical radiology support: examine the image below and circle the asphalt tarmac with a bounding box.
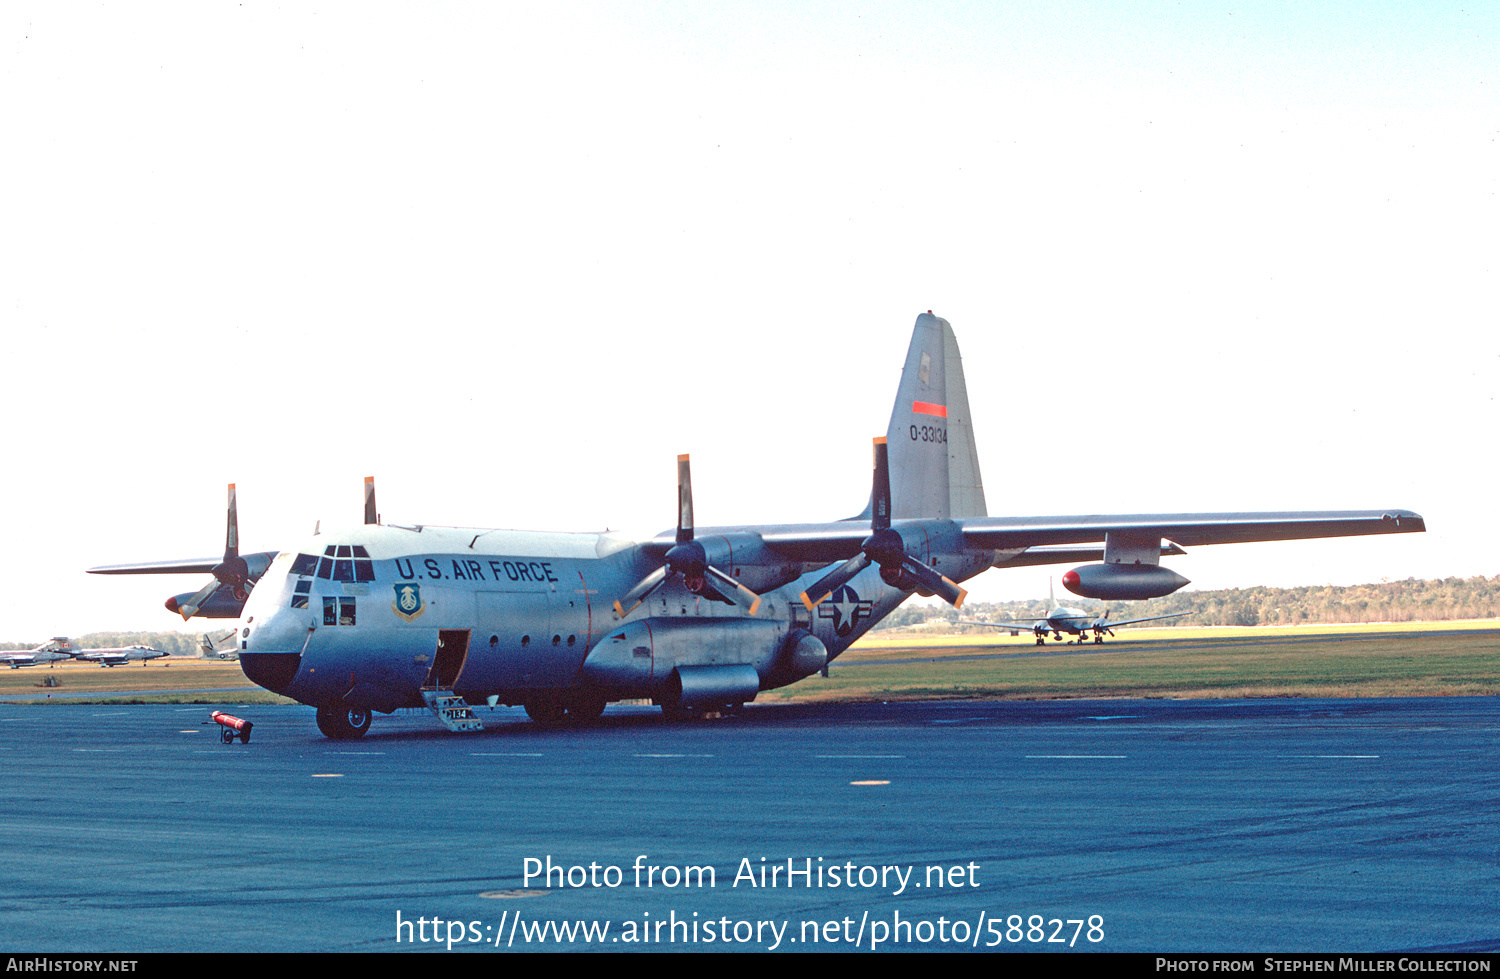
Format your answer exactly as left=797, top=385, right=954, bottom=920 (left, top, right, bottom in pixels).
left=2, top=696, right=1497, bottom=953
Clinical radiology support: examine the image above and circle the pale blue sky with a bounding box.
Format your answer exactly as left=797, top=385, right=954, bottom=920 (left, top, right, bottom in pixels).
left=3, top=2, right=1494, bottom=636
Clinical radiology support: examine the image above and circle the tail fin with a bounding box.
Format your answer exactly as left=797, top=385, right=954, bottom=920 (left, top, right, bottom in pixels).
left=884, top=312, right=988, bottom=519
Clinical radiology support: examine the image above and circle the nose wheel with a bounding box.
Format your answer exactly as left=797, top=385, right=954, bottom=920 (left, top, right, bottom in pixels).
left=316, top=705, right=372, bottom=739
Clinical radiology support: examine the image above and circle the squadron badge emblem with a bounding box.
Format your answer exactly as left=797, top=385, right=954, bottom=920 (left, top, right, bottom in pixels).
left=392, top=582, right=425, bottom=622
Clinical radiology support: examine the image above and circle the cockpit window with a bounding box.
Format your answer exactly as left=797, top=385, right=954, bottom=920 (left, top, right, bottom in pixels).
left=290, top=553, right=318, bottom=577
left=316, top=545, right=375, bottom=582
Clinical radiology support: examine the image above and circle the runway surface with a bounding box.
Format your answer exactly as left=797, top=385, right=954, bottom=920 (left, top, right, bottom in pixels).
left=2, top=696, right=1498, bottom=953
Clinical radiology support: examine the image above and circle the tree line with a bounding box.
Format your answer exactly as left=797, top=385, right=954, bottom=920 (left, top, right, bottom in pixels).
left=877, top=575, right=1500, bottom=630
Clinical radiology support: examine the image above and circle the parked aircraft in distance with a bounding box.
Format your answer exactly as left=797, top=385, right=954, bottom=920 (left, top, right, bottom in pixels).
left=966, top=581, right=1190, bottom=645
left=72, top=644, right=170, bottom=667
left=1, top=638, right=78, bottom=669
left=2, top=638, right=168, bottom=668
left=89, top=313, right=1425, bottom=738
left=200, top=632, right=238, bottom=660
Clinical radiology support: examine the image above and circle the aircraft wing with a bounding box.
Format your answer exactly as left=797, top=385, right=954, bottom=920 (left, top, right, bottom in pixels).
left=87, top=557, right=225, bottom=575
left=961, top=620, right=1042, bottom=631
left=744, top=510, right=1422, bottom=561
left=1103, top=611, right=1192, bottom=628
left=957, top=510, right=1425, bottom=550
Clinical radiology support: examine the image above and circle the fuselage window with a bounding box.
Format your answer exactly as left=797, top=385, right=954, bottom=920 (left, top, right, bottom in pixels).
left=291, top=579, right=311, bottom=610
left=322, top=596, right=357, bottom=626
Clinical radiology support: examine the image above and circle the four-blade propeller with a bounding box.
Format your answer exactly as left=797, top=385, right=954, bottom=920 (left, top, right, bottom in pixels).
left=171, top=484, right=252, bottom=621
left=799, top=437, right=967, bottom=612
left=613, top=455, right=763, bottom=618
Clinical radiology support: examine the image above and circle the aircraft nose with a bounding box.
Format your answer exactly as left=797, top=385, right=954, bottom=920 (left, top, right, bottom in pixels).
left=1061, top=569, right=1080, bottom=591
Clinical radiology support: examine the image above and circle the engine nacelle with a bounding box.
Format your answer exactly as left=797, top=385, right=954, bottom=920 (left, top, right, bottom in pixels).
left=1062, top=564, right=1190, bottom=600
left=580, top=617, right=781, bottom=698
left=165, top=587, right=246, bottom=619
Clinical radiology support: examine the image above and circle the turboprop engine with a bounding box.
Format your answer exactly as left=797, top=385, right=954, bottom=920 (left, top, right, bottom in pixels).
left=1062, top=564, right=1190, bottom=601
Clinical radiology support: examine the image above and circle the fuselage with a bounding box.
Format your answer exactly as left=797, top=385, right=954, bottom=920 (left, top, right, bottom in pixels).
left=236, top=522, right=984, bottom=714
left=1038, top=607, right=1095, bottom=636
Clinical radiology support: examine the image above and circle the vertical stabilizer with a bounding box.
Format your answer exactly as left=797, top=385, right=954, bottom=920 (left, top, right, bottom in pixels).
left=884, top=312, right=988, bottom=519
left=942, top=322, right=987, bottom=518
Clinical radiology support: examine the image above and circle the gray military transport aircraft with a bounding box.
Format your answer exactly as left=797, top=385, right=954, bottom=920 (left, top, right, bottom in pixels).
left=89, top=313, right=1425, bottom=738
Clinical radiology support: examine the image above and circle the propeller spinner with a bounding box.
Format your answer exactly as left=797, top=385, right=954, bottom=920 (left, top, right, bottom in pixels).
left=799, top=437, right=967, bottom=611
left=614, top=455, right=762, bottom=618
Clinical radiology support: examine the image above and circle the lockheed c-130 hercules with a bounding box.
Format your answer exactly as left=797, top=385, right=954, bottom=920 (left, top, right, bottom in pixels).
left=89, top=313, right=1425, bottom=738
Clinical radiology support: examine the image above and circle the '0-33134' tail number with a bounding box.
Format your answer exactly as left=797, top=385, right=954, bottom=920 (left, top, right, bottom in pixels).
left=910, top=424, right=947, bottom=443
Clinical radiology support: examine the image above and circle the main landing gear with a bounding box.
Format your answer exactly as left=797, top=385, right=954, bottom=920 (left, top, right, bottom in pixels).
left=656, top=701, right=744, bottom=723
left=524, top=695, right=608, bottom=728
left=316, top=705, right=372, bottom=739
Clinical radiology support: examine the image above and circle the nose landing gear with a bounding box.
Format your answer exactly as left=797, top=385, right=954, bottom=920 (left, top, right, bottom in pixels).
left=316, top=705, right=372, bottom=739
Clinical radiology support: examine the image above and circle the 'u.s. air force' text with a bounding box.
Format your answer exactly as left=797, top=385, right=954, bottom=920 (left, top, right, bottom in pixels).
left=394, top=558, right=559, bottom=583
